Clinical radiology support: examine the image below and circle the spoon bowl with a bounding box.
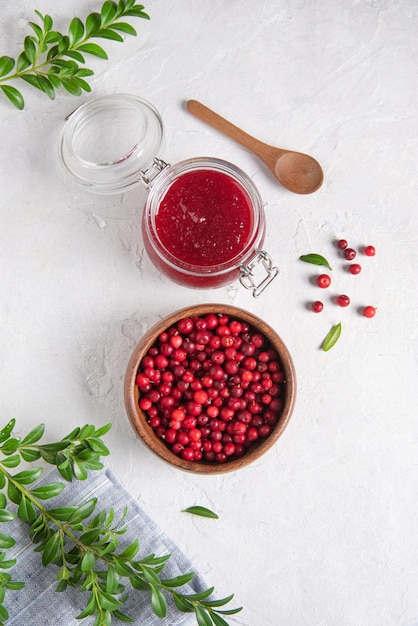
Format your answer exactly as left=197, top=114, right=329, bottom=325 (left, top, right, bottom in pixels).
left=186, top=100, right=323, bottom=194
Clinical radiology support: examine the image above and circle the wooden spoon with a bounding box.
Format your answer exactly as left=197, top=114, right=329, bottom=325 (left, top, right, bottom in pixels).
left=186, top=99, right=323, bottom=194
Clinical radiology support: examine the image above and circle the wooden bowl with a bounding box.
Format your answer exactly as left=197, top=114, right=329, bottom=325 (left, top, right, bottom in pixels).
left=124, top=304, right=296, bottom=474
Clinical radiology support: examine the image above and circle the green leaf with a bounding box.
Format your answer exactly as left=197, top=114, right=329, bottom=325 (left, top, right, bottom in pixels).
left=72, top=458, right=88, bottom=479
left=211, top=613, right=231, bottom=626
left=0, top=419, right=16, bottom=443
left=57, top=564, right=70, bottom=581
left=17, top=52, right=31, bottom=72
left=108, top=22, right=137, bottom=36
left=1, top=437, right=21, bottom=454
left=0, top=474, right=5, bottom=489
left=94, top=423, right=112, bottom=437
left=201, top=594, right=235, bottom=608
left=0, top=56, right=15, bottom=78
left=195, top=605, right=213, bottom=626
left=77, top=43, right=108, bottom=59
left=42, top=531, right=62, bottom=566
left=4, top=581, right=24, bottom=591
left=7, top=482, right=22, bottom=505
left=0, top=532, right=15, bottom=548
left=105, top=565, right=118, bottom=593
left=81, top=550, right=96, bottom=572
left=119, top=539, right=139, bottom=559
left=94, top=28, right=124, bottom=42
left=0, top=557, right=16, bottom=570
left=68, top=17, right=85, bottom=46
left=21, top=74, right=42, bottom=91
left=98, top=590, right=123, bottom=611
left=28, top=21, right=44, bottom=42
left=21, top=423, right=45, bottom=446
left=322, top=322, right=342, bottom=352
left=48, top=506, right=77, bottom=521
left=161, top=572, right=195, bottom=588
left=37, top=75, right=56, bottom=99
left=46, top=73, right=62, bottom=89
left=31, top=482, right=65, bottom=500
left=23, top=36, right=37, bottom=64
left=299, top=253, right=333, bottom=271
left=150, top=584, right=167, bottom=618
left=0, top=603, right=8, bottom=622
left=69, top=498, right=97, bottom=524
left=20, top=448, right=41, bottom=462
left=216, top=606, right=243, bottom=615
left=173, top=593, right=194, bottom=612
left=125, top=7, right=150, bottom=19
left=12, top=468, right=43, bottom=485
left=0, top=494, right=6, bottom=508
left=34, top=10, right=53, bottom=32
left=87, top=438, right=110, bottom=455
left=44, top=31, right=62, bottom=44
left=76, top=593, right=96, bottom=619
left=17, top=497, right=37, bottom=523
left=183, top=587, right=214, bottom=601
left=101, top=1, right=118, bottom=25
left=140, top=565, right=161, bottom=587
left=1, top=455, right=20, bottom=468
left=85, top=13, right=102, bottom=38
left=0, top=509, right=15, bottom=523
left=79, top=424, right=96, bottom=439
left=182, top=506, right=219, bottom=519
left=64, top=50, right=86, bottom=63
left=57, top=458, right=73, bottom=482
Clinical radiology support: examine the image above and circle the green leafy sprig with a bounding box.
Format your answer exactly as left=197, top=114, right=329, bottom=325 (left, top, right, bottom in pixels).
left=0, top=0, right=149, bottom=110
left=0, top=419, right=241, bottom=625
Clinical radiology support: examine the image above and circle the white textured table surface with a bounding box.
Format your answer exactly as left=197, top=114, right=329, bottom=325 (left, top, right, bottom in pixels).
left=1, top=2, right=418, bottom=625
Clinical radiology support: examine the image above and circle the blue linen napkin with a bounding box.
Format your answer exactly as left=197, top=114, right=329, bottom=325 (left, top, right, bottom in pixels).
left=4, top=467, right=207, bottom=625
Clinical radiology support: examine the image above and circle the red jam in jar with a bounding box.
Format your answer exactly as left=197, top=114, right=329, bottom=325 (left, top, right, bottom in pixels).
left=155, top=169, right=253, bottom=266
left=142, top=158, right=269, bottom=290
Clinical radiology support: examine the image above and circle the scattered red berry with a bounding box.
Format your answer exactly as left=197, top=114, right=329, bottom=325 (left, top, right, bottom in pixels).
left=363, top=306, right=376, bottom=318
left=337, top=294, right=350, bottom=307
left=337, top=239, right=348, bottom=249
left=317, top=274, right=331, bottom=288
left=349, top=263, right=362, bottom=275
left=136, top=315, right=285, bottom=464
left=344, top=248, right=356, bottom=260
left=364, top=245, right=376, bottom=256
left=312, top=301, right=324, bottom=313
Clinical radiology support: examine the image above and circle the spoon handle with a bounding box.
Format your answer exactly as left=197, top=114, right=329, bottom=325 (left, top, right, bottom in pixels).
left=186, top=99, right=277, bottom=160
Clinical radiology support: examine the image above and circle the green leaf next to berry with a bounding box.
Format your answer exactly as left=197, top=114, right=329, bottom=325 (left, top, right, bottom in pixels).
left=299, top=253, right=333, bottom=271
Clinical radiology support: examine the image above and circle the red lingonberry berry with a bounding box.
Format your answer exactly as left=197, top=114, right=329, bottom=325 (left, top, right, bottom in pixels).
left=337, top=294, right=350, bottom=307
left=317, top=274, right=331, bottom=288
left=364, top=245, right=376, bottom=256
left=363, top=306, right=376, bottom=318
left=337, top=239, right=348, bottom=249
left=344, top=248, right=356, bottom=260
left=312, top=301, right=324, bottom=313
left=349, top=263, right=362, bottom=275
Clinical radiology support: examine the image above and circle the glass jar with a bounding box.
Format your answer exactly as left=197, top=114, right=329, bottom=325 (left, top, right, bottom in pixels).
left=59, top=94, right=279, bottom=296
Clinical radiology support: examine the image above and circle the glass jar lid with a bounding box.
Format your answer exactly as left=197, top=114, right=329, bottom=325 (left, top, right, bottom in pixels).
left=59, top=94, right=164, bottom=194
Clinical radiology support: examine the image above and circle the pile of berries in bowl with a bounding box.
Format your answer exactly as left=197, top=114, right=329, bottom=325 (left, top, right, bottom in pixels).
left=124, top=304, right=296, bottom=473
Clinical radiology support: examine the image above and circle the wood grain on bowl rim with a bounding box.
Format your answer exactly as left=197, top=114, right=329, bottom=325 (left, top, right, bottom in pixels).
left=124, top=304, right=296, bottom=474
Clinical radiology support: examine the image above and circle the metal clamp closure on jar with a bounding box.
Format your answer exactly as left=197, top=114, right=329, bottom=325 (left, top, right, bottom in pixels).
left=239, top=250, right=280, bottom=298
